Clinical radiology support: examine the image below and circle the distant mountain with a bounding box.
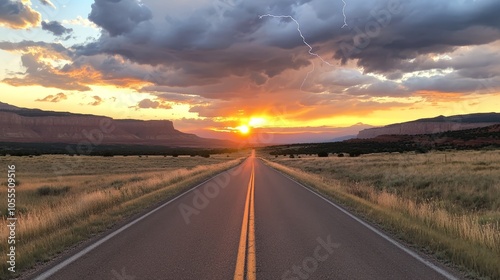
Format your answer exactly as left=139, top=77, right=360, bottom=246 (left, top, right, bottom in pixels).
left=266, top=123, right=500, bottom=157
left=0, top=103, right=233, bottom=148
left=411, top=113, right=500, bottom=123
left=0, top=101, right=21, bottom=111
left=358, top=113, right=500, bottom=139
left=350, top=123, right=500, bottom=149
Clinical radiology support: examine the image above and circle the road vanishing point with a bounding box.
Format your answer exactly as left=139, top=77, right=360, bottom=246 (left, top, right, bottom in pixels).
left=33, top=151, right=459, bottom=280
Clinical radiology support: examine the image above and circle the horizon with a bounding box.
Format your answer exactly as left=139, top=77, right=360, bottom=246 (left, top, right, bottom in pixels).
left=1, top=0, right=500, bottom=143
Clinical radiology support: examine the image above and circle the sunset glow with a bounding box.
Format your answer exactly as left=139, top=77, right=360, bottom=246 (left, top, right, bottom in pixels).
left=237, top=125, right=250, bottom=135
left=0, top=0, right=499, bottom=143
left=248, top=117, right=267, bottom=128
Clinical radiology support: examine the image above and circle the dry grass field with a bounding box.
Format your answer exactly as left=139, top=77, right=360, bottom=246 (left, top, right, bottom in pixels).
left=0, top=154, right=245, bottom=277
left=262, top=150, right=500, bottom=279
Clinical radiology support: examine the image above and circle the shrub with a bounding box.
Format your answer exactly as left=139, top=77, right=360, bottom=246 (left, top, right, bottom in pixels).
left=36, top=186, right=71, bottom=196
left=318, top=152, right=329, bottom=157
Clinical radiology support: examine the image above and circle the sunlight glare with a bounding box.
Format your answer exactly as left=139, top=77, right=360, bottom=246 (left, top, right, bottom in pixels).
left=237, top=125, right=250, bottom=134
left=248, top=117, right=266, bottom=127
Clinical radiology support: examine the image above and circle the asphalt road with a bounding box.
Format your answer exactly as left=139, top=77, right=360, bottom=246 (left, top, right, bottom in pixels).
left=33, top=154, right=458, bottom=280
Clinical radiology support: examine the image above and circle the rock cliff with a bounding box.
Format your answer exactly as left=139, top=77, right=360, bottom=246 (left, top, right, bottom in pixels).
left=0, top=105, right=230, bottom=147
left=357, top=113, right=500, bottom=139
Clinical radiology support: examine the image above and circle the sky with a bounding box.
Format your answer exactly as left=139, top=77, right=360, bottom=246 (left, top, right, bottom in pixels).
left=0, top=0, right=499, bottom=143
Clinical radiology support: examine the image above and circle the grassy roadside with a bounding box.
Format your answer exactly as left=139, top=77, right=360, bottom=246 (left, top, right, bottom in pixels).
left=260, top=155, right=500, bottom=280
left=0, top=156, right=244, bottom=279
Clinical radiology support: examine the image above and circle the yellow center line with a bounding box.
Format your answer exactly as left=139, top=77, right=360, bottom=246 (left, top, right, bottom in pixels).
left=247, top=163, right=256, bottom=280
left=234, top=161, right=256, bottom=280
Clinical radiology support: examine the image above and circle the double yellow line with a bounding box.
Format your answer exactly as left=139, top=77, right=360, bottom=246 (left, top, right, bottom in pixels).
left=234, top=162, right=256, bottom=280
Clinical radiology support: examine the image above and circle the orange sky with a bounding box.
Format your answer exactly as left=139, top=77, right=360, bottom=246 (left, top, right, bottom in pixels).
left=1, top=0, right=500, bottom=143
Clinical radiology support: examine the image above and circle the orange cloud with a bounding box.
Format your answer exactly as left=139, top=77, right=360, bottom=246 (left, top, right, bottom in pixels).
left=35, top=92, right=67, bottom=102
left=416, top=91, right=466, bottom=104
left=88, top=96, right=103, bottom=106
left=0, top=0, right=41, bottom=29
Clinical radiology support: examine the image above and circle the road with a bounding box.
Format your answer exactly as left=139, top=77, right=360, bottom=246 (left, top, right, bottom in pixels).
left=33, top=153, right=458, bottom=280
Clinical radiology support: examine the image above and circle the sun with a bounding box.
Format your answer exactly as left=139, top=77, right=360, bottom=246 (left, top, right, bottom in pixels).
left=237, top=125, right=250, bottom=134
left=233, top=117, right=267, bottom=135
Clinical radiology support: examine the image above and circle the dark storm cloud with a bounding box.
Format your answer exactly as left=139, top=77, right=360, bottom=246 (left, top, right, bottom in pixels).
left=391, top=46, right=500, bottom=79
left=88, top=0, right=153, bottom=37
left=42, top=20, right=73, bottom=36
left=76, top=0, right=500, bottom=88
left=403, top=74, right=500, bottom=94
left=2, top=0, right=500, bottom=105
left=332, top=0, right=500, bottom=74
left=76, top=0, right=317, bottom=81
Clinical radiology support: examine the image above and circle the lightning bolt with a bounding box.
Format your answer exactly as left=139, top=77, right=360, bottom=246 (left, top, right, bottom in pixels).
left=259, top=14, right=335, bottom=91
left=259, top=14, right=335, bottom=68
left=259, top=1, right=348, bottom=91
left=341, top=0, right=348, bottom=28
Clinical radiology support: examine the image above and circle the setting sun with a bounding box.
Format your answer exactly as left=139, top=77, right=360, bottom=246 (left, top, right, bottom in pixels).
left=237, top=125, right=250, bottom=134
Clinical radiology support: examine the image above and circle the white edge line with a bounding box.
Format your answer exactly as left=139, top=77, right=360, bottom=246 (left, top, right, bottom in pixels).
left=261, top=159, right=458, bottom=280
left=33, top=163, right=244, bottom=280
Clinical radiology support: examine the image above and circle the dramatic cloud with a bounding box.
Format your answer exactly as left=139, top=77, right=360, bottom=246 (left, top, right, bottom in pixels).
left=0, top=41, right=98, bottom=91
left=88, top=0, right=153, bottom=37
left=42, top=21, right=73, bottom=36
left=0, top=0, right=41, bottom=29
left=2, top=0, right=500, bottom=126
left=2, top=53, right=92, bottom=91
left=35, top=92, right=67, bottom=102
left=71, top=0, right=500, bottom=99
left=332, top=0, right=500, bottom=74
left=0, top=41, right=145, bottom=91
